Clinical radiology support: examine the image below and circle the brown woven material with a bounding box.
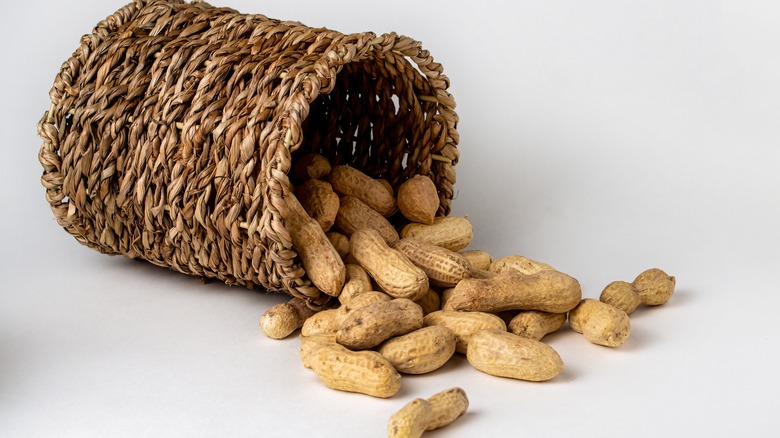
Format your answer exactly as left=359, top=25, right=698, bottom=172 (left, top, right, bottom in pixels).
left=37, top=0, right=459, bottom=308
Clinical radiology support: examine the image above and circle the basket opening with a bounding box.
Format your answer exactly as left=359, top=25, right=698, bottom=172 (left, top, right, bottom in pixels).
left=291, top=53, right=440, bottom=190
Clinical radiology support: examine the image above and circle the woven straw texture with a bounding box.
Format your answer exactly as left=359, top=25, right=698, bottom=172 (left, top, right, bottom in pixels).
left=37, top=0, right=459, bottom=307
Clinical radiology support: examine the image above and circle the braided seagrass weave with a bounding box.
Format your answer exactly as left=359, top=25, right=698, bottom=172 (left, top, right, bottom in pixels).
left=37, top=0, right=459, bottom=308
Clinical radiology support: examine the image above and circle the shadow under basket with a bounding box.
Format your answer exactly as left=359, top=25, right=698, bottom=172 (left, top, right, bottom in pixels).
left=37, top=0, right=459, bottom=308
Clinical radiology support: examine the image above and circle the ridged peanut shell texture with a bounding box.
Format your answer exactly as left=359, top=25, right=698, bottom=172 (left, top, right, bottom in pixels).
left=400, top=216, right=473, bottom=251
left=284, top=193, right=345, bottom=296
left=259, top=298, right=316, bottom=339
left=489, top=255, right=555, bottom=275
left=397, top=175, right=440, bottom=224
left=335, top=195, right=399, bottom=245
left=426, top=387, right=469, bottom=431
left=295, top=179, right=339, bottom=232
left=394, top=238, right=471, bottom=287
left=350, top=229, right=429, bottom=301
left=305, top=343, right=401, bottom=398
left=378, top=325, right=457, bottom=374
left=328, top=165, right=397, bottom=217
left=508, top=311, right=567, bottom=341
left=336, top=298, right=424, bottom=350
left=387, top=398, right=432, bottom=438
left=467, top=329, right=564, bottom=381
left=445, top=269, right=582, bottom=314
left=569, top=299, right=631, bottom=347
left=424, top=310, right=507, bottom=354
left=633, top=268, right=676, bottom=306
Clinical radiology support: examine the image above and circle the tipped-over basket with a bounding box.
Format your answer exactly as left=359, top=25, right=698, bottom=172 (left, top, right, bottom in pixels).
left=37, top=0, right=459, bottom=308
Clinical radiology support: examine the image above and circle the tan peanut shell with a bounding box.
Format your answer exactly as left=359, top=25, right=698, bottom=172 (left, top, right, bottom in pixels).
left=301, top=308, right=343, bottom=337
left=305, top=343, right=401, bottom=398
left=400, top=216, right=473, bottom=251
left=292, top=153, right=331, bottom=182
left=394, top=238, right=471, bottom=287
left=299, top=333, right=338, bottom=368
left=426, top=387, right=469, bottom=431
left=295, top=179, right=339, bottom=232
left=350, top=229, right=429, bottom=301
left=378, top=326, right=457, bottom=374
left=338, top=264, right=373, bottom=304
left=335, top=195, right=400, bottom=245
left=326, top=231, right=350, bottom=260
left=439, top=288, right=455, bottom=310
left=424, top=310, right=507, bottom=354
left=489, top=255, right=555, bottom=275
left=336, top=291, right=392, bottom=320
left=599, top=281, right=642, bottom=314
left=460, top=250, right=492, bottom=271
left=632, top=268, right=676, bottom=306
left=336, top=298, right=424, bottom=350
left=414, top=288, right=441, bottom=315
left=397, top=175, right=440, bottom=224
left=569, top=299, right=631, bottom=347
left=468, top=268, right=496, bottom=279
left=387, top=398, right=432, bottom=438
left=328, top=165, right=397, bottom=217
left=377, top=178, right=394, bottom=196
left=444, top=269, right=581, bottom=314
left=508, top=311, right=567, bottom=341
left=259, top=297, right=317, bottom=340
left=467, top=329, right=564, bottom=381
left=284, top=193, right=345, bottom=296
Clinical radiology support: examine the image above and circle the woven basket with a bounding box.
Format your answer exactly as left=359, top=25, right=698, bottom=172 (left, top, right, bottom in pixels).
left=37, top=0, right=459, bottom=308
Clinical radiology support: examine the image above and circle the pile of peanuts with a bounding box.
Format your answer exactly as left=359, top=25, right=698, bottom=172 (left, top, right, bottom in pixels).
left=260, top=153, right=676, bottom=437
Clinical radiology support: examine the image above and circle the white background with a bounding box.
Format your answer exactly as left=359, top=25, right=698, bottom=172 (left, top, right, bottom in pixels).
left=2, top=1, right=779, bottom=436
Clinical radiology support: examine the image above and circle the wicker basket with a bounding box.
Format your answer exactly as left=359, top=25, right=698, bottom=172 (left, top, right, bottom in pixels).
left=37, top=0, right=459, bottom=308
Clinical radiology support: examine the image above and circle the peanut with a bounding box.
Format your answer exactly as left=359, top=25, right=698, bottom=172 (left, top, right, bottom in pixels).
left=397, top=175, right=439, bottom=224
left=387, top=387, right=469, bottom=438
left=414, top=288, right=441, bottom=315
left=295, top=179, right=339, bottom=232
left=293, top=152, right=331, bottom=182
left=632, top=268, right=676, bottom=306
left=301, top=308, right=342, bottom=337
left=284, top=193, right=345, bottom=296
left=467, top=329, right=564, bottom=381
left=336, top=298, right=424, bottom=350
left=426, top=387, right=469, bottom=431
left=599, top=281, right=642, bottom=314
left=350, top=229, right=429, bottom=301
left=489, top=255, right=555, bottom=275
left=568, top=299, right=631, bottom=347
left=259, top=297, right=317, bottom=339
left=327, top=231, right=350, bottom=259
left=599, top=268, right=676, bottom=313
left=329, top=165, right=397, bottom=217
left=393, top=238, right=471, bottom=287
left=460, top=250, right=492, bottom=271
left=387, top=398, right=432, bottom=438
left=338, top=263, right=373, bottom=304
left=400, top=216, right=473, bottom=252
left=299, top=333, right=338, bottom=368
left=305, top=342, right=401, bottom=398
left=335, top=195, right=400, bottom=245
left=378, top=326, right=457, bottom=374
left=424, top=310, right=507, bottom=354
left=444, top=269, right=581, bottom=314
left=336, top=291, right=392, bottom=321
left=508, top=311, right=567, bottom=341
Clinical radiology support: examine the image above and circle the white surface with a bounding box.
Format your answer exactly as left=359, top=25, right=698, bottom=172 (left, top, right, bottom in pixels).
left=2, top=1, right=779, bottom=436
